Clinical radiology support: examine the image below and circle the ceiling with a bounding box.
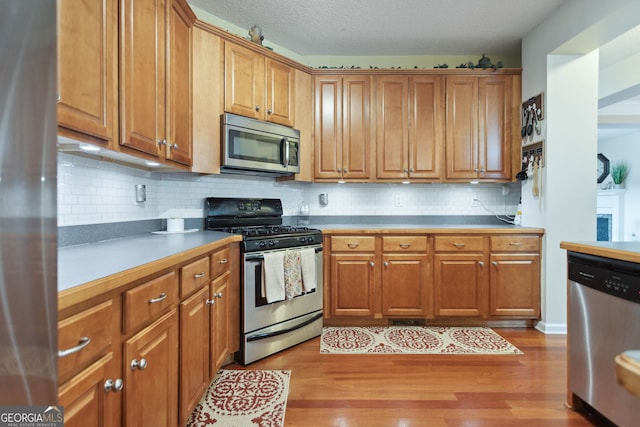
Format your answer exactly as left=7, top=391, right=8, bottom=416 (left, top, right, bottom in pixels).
left=187, top=0, right=568, bottom=57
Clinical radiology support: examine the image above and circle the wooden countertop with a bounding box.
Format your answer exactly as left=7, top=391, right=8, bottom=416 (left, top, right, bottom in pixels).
left=560, top=241, right=640, bottom=264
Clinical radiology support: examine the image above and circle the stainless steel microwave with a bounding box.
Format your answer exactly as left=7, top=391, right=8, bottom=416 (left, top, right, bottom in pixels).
left=221, top=113, right=300, bottom=177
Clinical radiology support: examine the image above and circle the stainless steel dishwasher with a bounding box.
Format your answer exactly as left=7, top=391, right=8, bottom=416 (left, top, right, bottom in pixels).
left=568, top=252, right=640, bottom=427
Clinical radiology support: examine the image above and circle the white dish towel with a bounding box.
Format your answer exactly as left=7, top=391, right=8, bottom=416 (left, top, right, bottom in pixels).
left=300, top=248, right=317, bottom=292
left=262, top=251, right=285, bottom=303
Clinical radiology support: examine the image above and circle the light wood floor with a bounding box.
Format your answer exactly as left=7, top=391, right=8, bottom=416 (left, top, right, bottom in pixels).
left=226, top=328, right=600, bottom=426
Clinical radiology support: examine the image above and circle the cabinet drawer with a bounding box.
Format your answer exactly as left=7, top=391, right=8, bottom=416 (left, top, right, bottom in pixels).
left=382, top=236, right=428, bottom=252
left=58, top=300, right=114, bottom=383
left=124, top=271, right=178, bottom=333
left=434, top=236, right=484, bottom=252
left=180, top=256, right=210, bottom=297
left=211, top=247, right=231, bottom=279
left=331, top=236, right=376, bottom=252
left=490, top=235, right=540, bottom=252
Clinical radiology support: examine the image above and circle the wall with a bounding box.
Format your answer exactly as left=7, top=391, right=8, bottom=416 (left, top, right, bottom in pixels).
left=57, top=153, right=519, bottom=227
left=599, top=129, right=640, bottom=240
left=521, top=0, right=640, bottom=333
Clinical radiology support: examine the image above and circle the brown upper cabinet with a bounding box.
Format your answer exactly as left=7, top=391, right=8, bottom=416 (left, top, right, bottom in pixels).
left=224, top=41, right=295, bottom=127
left=119, top=0, right=195, bottom=167
left=445, top=74, right=520, bottom=181
left=375, top=76, right=444, bottom=181
left=314, top=75, right=373, bottom=182
left=57, top=0, right=118, bottom=149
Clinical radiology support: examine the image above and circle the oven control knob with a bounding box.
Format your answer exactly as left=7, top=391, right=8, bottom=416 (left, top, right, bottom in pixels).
left=259, top=241, right=266, bottom=248
left=300, top=237, right=307, bottom=243
left=268, top=240, right=275, bottom=247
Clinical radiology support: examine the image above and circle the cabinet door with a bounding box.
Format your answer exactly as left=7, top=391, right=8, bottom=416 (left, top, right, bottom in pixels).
left=409, top=76, right=444, bottom=179
left=314, top=76, right=342, bottom=179
left=58, top=354, right=120, bottom=427
left=120, top=0, right=166, bottom=157
left=265, top=59, right=295, bottom=126
left=330, top=253, right=376, bottom=317
left=434, top=253, right=486, bottom=317
left=382, top=254, right=430, bottom=317
left=342, top=76, right=372, bottom=180
left=478, top=76, right=512, bottom=180
left=490, top=254, right=540, bottom=317
left=57, top=0, right=117, bottom=147
left=165, top=0, right=192, bottom=166
left=375, top=76, right=409, bottom=180
left=445, top=76, right=479, bottom=180
left=124, top=310, right=178, bottom=427
left=210, top=271, right=231, bottom=373
left=191, top=27, right=224, bottom=174
left=179, top=286, right=210, bottom=426
left=224, top=42, right=264, bottom=119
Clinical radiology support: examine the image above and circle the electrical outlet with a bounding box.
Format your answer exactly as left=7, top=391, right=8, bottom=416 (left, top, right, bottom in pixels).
left=394, top=194, right=402, bottom=207
left=471, top=195, right=479, bottom=207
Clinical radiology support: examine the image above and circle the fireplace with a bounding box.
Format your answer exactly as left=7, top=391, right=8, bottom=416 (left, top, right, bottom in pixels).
left=597, top=190, right=625, bottom=241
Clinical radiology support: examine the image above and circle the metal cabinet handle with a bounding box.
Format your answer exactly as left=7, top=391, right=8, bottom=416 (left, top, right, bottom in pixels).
left=337, top=167, right=342, bottom=173
left=219, top=258, right=228, bottom=264
left=194, top=272, right=206, bottom=279
left=478, top=261, right=484, bottom=267
left=104, top=378, right=124, bottom=393
left=347, top=242, right=359, bottom=249
left=403, top=168, right=408, bottom=173
left=267, top=108, right=273, bottom=114
left=409, top=168, right=415, bottom=173
left=509, top=242, right=521, bottom=246
left=57, top=93, right=61, bottom=102
left=58, top=336, right=91, bottom=358
left=157, top=139, right=167, bottom=146
left=343, top=168, right=348, bottom=173
left=206, top=299, right=216, bottom=306
left=491, top=261, right=498, bottom=266
left=480, top=168, right=486, bottom=173
left=384, top=261, right=389, bottom=267
left=370, top=261, right=375, bottom=267
left=399, top=243, right=411, bottom=249
left=130, top=358, right=147, bottom=370
left=453, top=243, right=465, bottom=248
left=215, top=292, right=223, bottom=298
left=148, top=293, right=167, bottom=304
left=169, top=143, right=178, bottom=149
left=474, top=168, right=479, bottom=173
left=255, top=105, right=261, bottom=112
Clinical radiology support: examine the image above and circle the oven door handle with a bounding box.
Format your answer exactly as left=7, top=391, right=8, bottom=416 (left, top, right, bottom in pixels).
left=246, top=312, right=323, bottom=342
left=245, top=247, right=322, bottom=261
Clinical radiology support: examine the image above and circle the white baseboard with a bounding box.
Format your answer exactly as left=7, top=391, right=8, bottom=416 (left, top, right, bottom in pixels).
left=535, top=321, right=567, bottom=334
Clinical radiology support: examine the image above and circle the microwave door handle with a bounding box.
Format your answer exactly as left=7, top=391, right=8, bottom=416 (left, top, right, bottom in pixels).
left=282, top=137, right=290, bottom=168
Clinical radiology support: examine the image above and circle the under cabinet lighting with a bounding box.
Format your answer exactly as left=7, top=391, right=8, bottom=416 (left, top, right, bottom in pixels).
left=145, top=161, right=161, bottom=167
left=80, top=144, right=101, bottom=152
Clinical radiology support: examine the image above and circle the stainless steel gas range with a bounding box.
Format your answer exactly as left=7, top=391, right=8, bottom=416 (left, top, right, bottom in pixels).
left=205, top=197, right=323, bottom=365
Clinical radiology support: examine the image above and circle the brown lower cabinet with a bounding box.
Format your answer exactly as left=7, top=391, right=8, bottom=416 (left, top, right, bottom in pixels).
left=326, top=231, right=542, bottom=324
left=57, top=240, right=240, bottom=427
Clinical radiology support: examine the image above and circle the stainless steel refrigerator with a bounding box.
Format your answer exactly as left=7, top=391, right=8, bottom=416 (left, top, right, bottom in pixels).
left=0, top=1, right=57, bottom=405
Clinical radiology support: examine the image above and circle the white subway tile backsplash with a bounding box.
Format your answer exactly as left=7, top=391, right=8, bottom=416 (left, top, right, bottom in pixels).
left=57, top=153, right=520, bottom=226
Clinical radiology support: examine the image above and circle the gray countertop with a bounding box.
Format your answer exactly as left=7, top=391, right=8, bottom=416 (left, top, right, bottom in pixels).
left=58, top=230, right=234, bottom=292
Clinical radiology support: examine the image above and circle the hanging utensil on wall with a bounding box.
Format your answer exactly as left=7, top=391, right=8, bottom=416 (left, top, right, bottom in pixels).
left=521, top=107, right=528, bottom=138
left=526, top=105, right=534, bottom=136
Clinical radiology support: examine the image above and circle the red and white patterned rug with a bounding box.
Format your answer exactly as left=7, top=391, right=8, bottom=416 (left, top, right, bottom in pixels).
left=186, top=369, right=290, bottom=427
left=320, top=326, right=523, bottom=354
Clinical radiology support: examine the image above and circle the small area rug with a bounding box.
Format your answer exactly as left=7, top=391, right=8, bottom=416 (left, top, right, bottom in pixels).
left=320, top=326, right=522, bottom=355
left=186, top=369, right=290, bottom=427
